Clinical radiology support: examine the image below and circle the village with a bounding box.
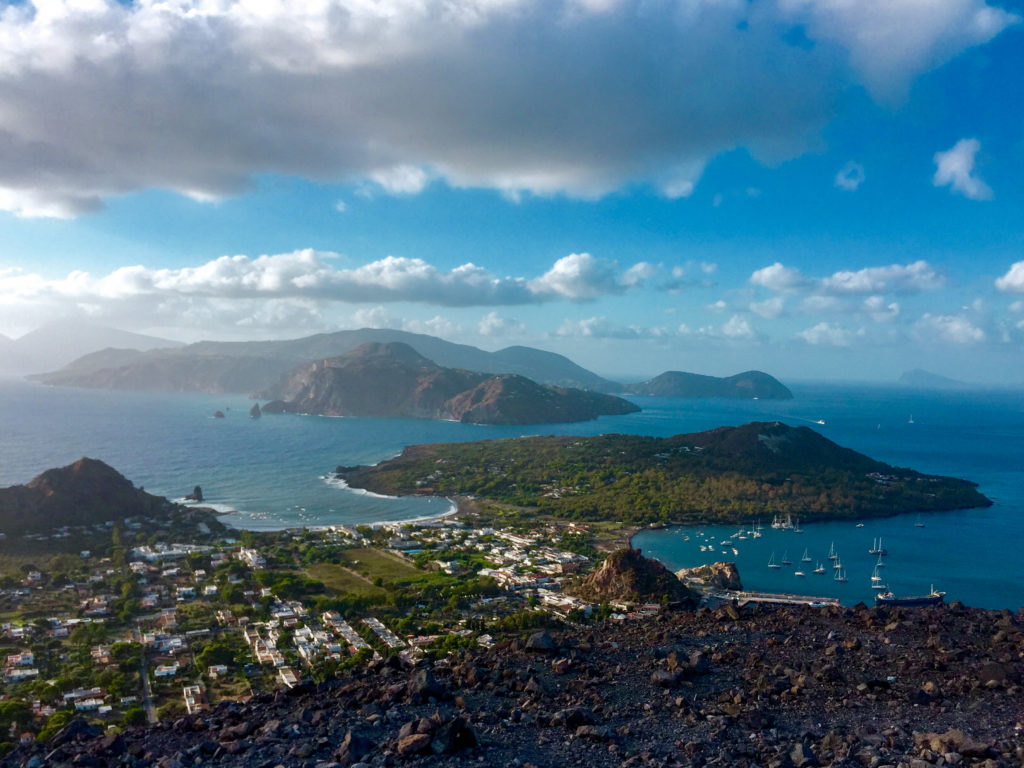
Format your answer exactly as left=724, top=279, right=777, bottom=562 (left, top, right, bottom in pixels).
left=0, top=511, right=654, bottom=744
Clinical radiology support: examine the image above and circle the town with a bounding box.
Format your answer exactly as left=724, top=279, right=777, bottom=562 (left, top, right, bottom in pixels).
left=0, top=508, right=646, bottom=750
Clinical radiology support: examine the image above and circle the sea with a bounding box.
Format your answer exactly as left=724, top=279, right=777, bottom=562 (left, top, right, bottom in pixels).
left=1, top=378, right=1022, bottom=610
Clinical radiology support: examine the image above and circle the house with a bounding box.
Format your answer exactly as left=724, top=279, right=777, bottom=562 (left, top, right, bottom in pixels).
left=278, top=667, right=300, bottom=689
left=207, top=664, right=228, bottom=678
left=153, top=663, right=179, bottom=678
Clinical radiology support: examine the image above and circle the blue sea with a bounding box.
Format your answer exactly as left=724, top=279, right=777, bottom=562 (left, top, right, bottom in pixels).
left=1, top=379, right=1022, bottom=609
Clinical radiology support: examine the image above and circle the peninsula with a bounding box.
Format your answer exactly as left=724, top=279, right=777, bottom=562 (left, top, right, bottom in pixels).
left=259, top=342, right=639, bottom=425
left=336, top=421, right=990, bottom=524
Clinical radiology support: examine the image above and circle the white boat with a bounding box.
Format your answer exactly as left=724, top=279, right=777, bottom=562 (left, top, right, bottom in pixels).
left=813, top=562, right=825, bottom=575
left=828, top=542, right=837, bottom=561
left=794, top=570, right=806, bottom=577
left=908, top=414, right=914, bottom=424
left=814, top=419, right=825, bottom=425
left=833, top=556, right=842, bottom=570
left=868, top=537, right=888, bottom=556
left=875, top=553, right=885, bottom=569
left=801, top=548, right=812, bottom=562
left=871, top=566, right=887, bottom=590
left=914, top=515, right=925, bottom=528
left=767, top=552, right=781, bottom=569
left=781, top=550, right=791, bottom=565
left=834, top=569, right=847, bottom=583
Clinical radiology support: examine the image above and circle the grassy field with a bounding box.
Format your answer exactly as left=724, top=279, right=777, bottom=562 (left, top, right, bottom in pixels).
left=304, top=563, right=388, bottom=600
left=335, top=547, right=451, bottom=589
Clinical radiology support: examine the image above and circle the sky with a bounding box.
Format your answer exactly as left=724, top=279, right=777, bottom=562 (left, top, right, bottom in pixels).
left=1, top=0, right=1024, bottom=383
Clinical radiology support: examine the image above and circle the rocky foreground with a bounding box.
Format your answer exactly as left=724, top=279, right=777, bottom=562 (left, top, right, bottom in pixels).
left=6, top=602, right=1023, bottom=768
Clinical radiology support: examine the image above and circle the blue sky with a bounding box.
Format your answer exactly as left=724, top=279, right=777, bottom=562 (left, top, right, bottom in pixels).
left=1, top=0, right=1024, bottom=382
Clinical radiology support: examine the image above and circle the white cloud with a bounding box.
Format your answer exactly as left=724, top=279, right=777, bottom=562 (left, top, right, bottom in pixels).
left=369, top=165, right=431, bottom=196
left=722, top=315, right=755, bottom=340
left=477, top=311, right=525, bottom=337
left=933, top=138, right=993, bottom=200
left=834, top=161, right=865, bottom=191
left=622, top=261, right=658, bottom=287
left=351, top=305, right=393, bottom=328
left=779, top=0, right=1018, bottom=102
left=750, top=296, right=785, bottom=318
left=1010, top=300, right=1024, bottom=313
left=0, top=250, right=651, bottom=337
left=334, top=200, right=347, bottom=213
left=995, top=261, right=1024, bottom=293
left=799, top=295, right=845, bottom=314
left=700, top=262, right=718, bottom=275
left=798, top=321, right=854, bottom=346
left=0, top=0, right=1014, bottom=216
left=403, top=315, right=462, bottom=337
left=707, top=299, right=728, bottom=313
left=863, top=295, right=899, bottom=322
left=821, top=260, right=944, bottom=294
left=913, top=313, right=986, bottom=344
left=556, top=316, right=669, bottom=339
left=750, top=262, right=807, bottom=292
left=529, top=253, right=625, bottom=301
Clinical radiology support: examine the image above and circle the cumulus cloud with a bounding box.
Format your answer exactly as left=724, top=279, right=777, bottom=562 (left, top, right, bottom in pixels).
left=0, top=250, right=653, bottom=336
left=913, top=313, right=986, bottom=344
left=863, top=296, right=900, bottom=322
left=834, top=161, right=865, bottom=191
left=403, top=315, right=463, bottom=337
left=798, top=321, right=855, bottom=346
left=821, top=261, right=944, bottom=294
left=529, top=253, right=627, bottom=301
left=0, top=0, right=1014, bottom=217
left=556, top=316, right=669, bottom=339
left=477, top=311, right=526, bottom=337
left=750, top=296, right=785, bottom=318
left=750, top=262, right=807, bottom=292
left=722, top=315, right=756, bottom=340
left=753, top=260, right=944, bottom=296
left=933, top=139, right=993, bottom=200
left=995, top=261, right=1024, bottom=293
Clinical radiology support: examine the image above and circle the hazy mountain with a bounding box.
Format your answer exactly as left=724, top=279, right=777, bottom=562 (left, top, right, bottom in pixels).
left=623, top=370, right=793, bottom=399
left=261, top=342, right=639, bottom=425
left=898, top=368, right=971, bottom=390
left=1, top=320, right=183, bottom=377
left=35, top=327, right=621, bottom=394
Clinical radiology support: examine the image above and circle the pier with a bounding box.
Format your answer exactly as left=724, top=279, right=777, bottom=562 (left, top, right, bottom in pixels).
left=703, top=588, right=840, bottom=608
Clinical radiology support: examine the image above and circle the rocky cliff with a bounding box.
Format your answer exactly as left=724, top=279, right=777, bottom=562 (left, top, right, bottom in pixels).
left=675, top=561, right=742, bottom=591
left=568, top=548, right=699, bottom=605
left=6, top=602, right=1022, bottom=768
left=0, top=458, right=173, bottom=535
left=259, top=342, right=639, bottom=425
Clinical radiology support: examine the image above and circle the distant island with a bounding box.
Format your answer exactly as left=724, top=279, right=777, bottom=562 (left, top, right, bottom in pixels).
left=624, top=370, right=792, bottom=399
left=259, top=342, right=640, bottom=425
left=29, top=326, right=794, bottom=404
left=336, top=421, right=990, bottom=524
left=898, top=368, right=971, bottom=389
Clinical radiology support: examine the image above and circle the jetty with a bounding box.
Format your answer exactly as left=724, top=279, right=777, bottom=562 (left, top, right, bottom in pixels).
left=703, top=587, right=840, bottom=608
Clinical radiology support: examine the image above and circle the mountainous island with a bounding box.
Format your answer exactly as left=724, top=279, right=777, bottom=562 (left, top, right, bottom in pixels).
left=624, top=370, right=792, bottom=399
left=31, top=327, right=621, bottom=394
left=0, top=458, right=179, bottom=535
left=259, top=342, right=639, bottom=425
left=898, top=368, right=971, bottom=389
left=336, top=421, right=990, bottom=524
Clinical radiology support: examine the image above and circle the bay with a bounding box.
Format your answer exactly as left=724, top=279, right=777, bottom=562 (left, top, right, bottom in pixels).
left=0, top=378, right=1021, bottom=609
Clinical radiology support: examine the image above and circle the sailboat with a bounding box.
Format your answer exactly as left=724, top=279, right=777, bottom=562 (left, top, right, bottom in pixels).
left=828, top=542, right=838, bottom=561
left=781, top=550, right=791, bottom=565
left=813, top=562, right=826, bottom=575
left=834, top=569, right=847, bottom=583
left=801, top=548, right=812, bottom=563
left=794, top=569, right=806, bottom=577
left=871, top=565, right=887, bottom=590
left=833, top=556, right=842, bottom=570
left=868, top=537, right=888, bottom=556
left=914, top=514, right=925, bottom=528
left=767, top=552, right=781, bottom=569
left=875, top=552, right=885, bottom=569
left=908, top=414, right=915, bottom=424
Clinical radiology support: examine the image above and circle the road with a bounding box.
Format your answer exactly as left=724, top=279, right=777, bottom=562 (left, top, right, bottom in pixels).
left=132, top=621, right=157, bottom=724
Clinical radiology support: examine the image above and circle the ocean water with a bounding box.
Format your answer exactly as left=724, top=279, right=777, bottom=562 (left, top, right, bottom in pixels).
left=0, top=379, right=1022, bottom=609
